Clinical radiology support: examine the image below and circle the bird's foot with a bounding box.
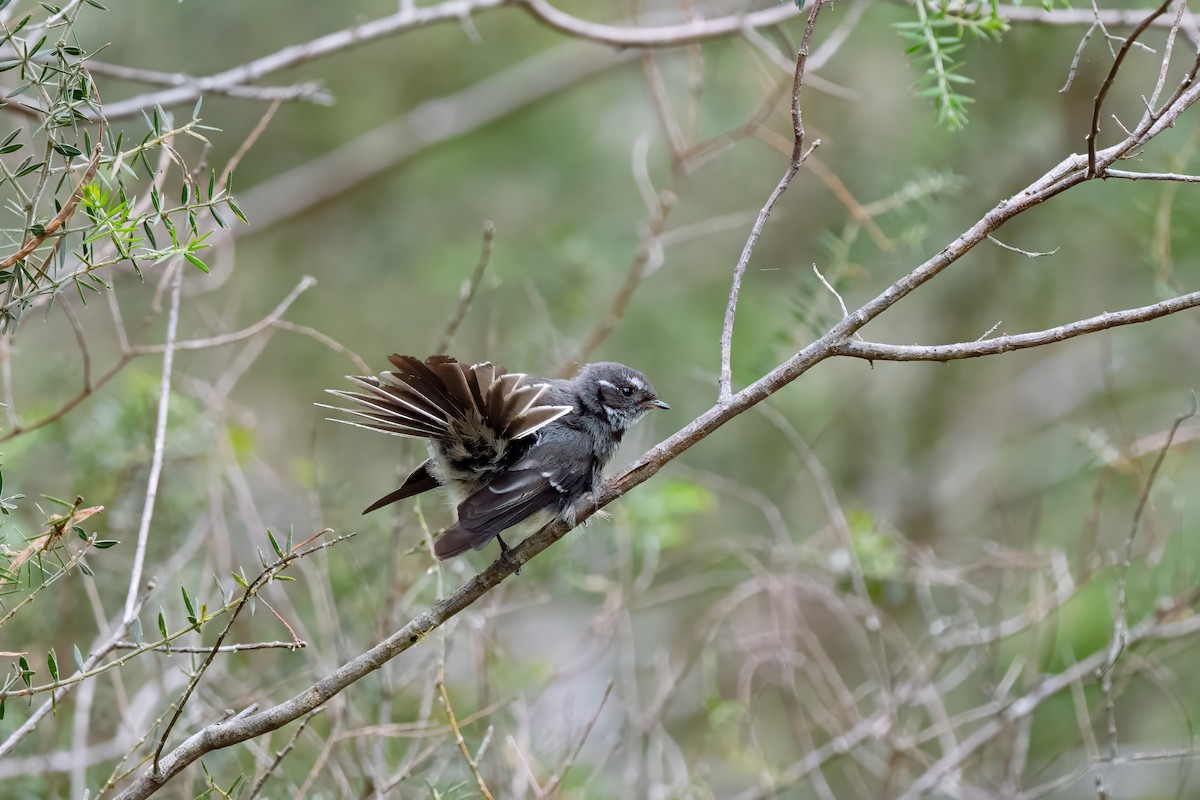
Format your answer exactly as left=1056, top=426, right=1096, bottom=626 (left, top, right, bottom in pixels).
left=497, top=535, right=520, bottom=575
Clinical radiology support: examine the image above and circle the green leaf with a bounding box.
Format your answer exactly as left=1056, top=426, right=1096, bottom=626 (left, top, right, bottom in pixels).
left=183, top=253, right=208, bottom=273
left=93, top=539, right=118, bottom=549
left=267, top=529, right=283, bottom=559
left=157, top=609, right=168, bottom=639
left=215, top=573, right=230, bottom=605
left=72, top=644, right=84, bottom=672
left=227, top=199, right=247, bottom=224
left=181, top=585, right=195, bottom=618
left=46, top=649, right=57, bottom=682
left=14, top=160, right=44, bottom=178
left=26, top=35, right=46, bottom=60
left=132, top=617, right=144, bottom=647
left=18, top=655, right=31, bottom=687
left=50, top=141, right=82, bottom=158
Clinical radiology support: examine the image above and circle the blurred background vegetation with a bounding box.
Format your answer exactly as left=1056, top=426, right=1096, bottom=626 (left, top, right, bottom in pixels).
left=4, top=0, right=1200, bottom=797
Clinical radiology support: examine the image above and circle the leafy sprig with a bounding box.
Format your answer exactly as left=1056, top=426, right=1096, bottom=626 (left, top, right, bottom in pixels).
left=896, top=0, right=1009, bottom=129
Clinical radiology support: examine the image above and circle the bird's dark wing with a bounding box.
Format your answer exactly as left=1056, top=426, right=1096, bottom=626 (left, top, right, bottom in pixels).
left=320, top=355, right=572, bottom=445
left=432, top=458, right=589, bottom=559
left=361, top=459, right=439, bottom=515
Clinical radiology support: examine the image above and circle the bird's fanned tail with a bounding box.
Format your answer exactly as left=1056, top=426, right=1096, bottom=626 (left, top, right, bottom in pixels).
left=320, top=355, right=571, bottom=444
left=320, top=355, right=574, bottom=514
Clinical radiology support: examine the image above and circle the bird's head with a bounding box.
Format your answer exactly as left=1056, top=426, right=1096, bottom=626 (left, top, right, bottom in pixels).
left=575, top=361, right=669, bottom=431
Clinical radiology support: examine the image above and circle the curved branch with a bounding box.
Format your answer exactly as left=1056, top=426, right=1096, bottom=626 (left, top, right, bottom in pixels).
left=718, top=0, right=825, bottom=400
left=518, top=0, right=801, bottom=47
left=832, top=289, right=1200, bottom=361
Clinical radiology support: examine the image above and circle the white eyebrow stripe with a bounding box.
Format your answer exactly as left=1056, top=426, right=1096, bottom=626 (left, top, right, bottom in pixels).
left=597, top=379, right=617, bottom=389
left=628, top=376, right=646, bottom=391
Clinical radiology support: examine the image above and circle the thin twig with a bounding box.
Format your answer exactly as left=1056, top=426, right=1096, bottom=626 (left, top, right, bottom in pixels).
left=246, top=709, right=323, bottom=800
left=1086, top=1, right=1171, bottom=176
left=218, top=98, right=283, bottom=192
left=1100, top=393, right=1198, bottom=677
left=1106, top=168, right=1200, bottom=181
left=122, top=265, right=182, bottom=623
left=0, top=582, right=154, bottom=759
left=539, top=681, right=613, bottom=798
left=60, top=299, right=92, bottom=390
left=987, top=235, right=1060, bottom=257
left=112, top=640, right=306, bottom=653
left=437, top=678, right=496, bottom=800
left=271, top=320, right=370, bottom=373
left=718, top=0, right=825, bottom=401
left=1061, top=22, right=1099, bottom=92
left=436, top=221, right=496, bottom=354
left=151, top=529, right=336, bottom=773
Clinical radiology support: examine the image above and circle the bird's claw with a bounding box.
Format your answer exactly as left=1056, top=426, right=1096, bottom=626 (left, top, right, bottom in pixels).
left=497, top=535, right=520, bottom=575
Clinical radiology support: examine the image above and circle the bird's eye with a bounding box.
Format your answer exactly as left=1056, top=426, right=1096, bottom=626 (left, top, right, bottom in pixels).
left=620, top=386, right=633, bottom=397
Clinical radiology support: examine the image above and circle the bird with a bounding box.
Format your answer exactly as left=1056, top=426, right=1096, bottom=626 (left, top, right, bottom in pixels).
left=320, top=355, right=669, bottom=560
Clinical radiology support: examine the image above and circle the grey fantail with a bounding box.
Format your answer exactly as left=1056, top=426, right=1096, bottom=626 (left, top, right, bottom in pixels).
left=321, top=355, right=668, bottom=560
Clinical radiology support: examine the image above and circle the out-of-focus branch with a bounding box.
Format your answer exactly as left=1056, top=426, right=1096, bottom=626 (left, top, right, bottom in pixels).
left=245, top=709, right=322, bottom=800
left=998, top=3, right=1200, bottom=28
left=897, top=602, right=1200, bottom=799
left=0, top=582, right=154, bottom=759
left=436, top=221, right=496, bottom=354
left=81, top=60, right=332, bottom=105
left=99, top=0, right=509, bottom=119
left=518, top=0, right=802, bottom=47
left=122, top=266, right=181, bottom=623
left=112, top=640, right=305, bottom=654
left=236, top=44, right=629, bottom=231
left=0, top=277, right=316, bottom=442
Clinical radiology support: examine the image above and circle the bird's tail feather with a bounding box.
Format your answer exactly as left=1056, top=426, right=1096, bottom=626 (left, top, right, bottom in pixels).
left=322, top=355, right=571, bottom=443
left=432, top=522, right=494, bottom=560
left=362, top=459, right=439, bottom=514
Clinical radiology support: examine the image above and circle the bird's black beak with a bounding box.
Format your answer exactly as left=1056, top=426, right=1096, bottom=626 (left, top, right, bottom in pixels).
left=647, top=399, right=670, bottom=410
